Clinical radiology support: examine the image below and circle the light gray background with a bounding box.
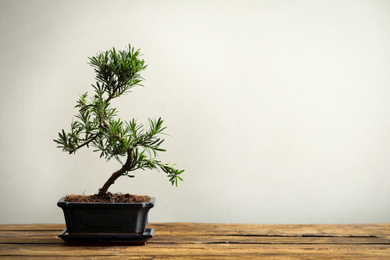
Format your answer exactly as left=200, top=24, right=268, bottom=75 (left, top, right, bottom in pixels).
left=1, top=0, right=389, bottom=224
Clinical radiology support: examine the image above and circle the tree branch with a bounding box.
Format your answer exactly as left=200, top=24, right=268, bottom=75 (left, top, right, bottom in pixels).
left=69, top=134, right=98, bottom=154
left=98, top=149, right=133, bottom=196
left=105, top=81, right=123, bottom=104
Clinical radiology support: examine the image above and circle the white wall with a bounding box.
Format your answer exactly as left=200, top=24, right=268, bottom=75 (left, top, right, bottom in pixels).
left=0, top=0, right=390, bottom=224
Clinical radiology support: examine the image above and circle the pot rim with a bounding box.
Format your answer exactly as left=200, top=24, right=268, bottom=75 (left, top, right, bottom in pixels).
left=57, top=196, right=155, bottom=208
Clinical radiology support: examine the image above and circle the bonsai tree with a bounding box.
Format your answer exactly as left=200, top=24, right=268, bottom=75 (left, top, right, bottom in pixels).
left=54, top=45, right=184, bottom=197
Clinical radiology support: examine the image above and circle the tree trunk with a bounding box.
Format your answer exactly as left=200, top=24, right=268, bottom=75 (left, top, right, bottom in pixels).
left=97, top=149, right=133, bottom=196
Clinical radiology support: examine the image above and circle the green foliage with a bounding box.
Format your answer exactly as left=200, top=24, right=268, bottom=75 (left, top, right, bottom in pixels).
left=54, top=45, right=184, bottom=190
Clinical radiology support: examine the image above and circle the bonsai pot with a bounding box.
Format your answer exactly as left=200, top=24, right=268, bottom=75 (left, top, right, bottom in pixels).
left=57, top=197, right=155, bottom=245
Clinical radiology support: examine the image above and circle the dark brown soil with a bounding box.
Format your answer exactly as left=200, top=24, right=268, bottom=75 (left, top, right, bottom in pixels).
left=65, top=192, right=151, bottom=203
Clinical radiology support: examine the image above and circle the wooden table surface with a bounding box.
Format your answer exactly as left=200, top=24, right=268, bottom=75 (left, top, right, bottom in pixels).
left=1, top=223, right=390, bottom=259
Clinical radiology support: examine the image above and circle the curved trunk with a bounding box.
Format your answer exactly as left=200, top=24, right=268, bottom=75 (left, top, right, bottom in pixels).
left=97, top=149, right=133, bottom=196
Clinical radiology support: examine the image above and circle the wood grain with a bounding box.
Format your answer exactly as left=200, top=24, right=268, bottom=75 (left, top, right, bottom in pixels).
left=1, top=223, right=389, bottom=259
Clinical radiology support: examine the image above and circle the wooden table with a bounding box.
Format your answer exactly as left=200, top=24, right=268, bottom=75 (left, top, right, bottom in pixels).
left=1, top=223, right=390, bottom=259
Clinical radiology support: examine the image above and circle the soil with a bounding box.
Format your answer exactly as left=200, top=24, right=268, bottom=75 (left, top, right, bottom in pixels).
left=64, top=192, right=151, bottom=203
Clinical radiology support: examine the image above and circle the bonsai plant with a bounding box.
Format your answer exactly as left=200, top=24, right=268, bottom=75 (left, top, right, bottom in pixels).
left=54, top=44, right=184, bottom=245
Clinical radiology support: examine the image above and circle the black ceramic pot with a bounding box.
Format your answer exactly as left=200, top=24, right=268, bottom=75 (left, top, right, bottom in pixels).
left=57, top=197, right=155, bottom=235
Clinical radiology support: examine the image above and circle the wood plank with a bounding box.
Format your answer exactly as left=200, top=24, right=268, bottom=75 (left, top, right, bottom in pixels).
left=0, top=230, right=61, bottom=244
left=1, top=243, right=390, bottom=259
left=152, top=235, right=390, bottom=245
left=0, top=224, right=65, bottom=231
left=149, top=223, right=390, bottom=236
left=1, top=230, right=390, bottom=245
left=2, top=223, right=389, bottom=236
